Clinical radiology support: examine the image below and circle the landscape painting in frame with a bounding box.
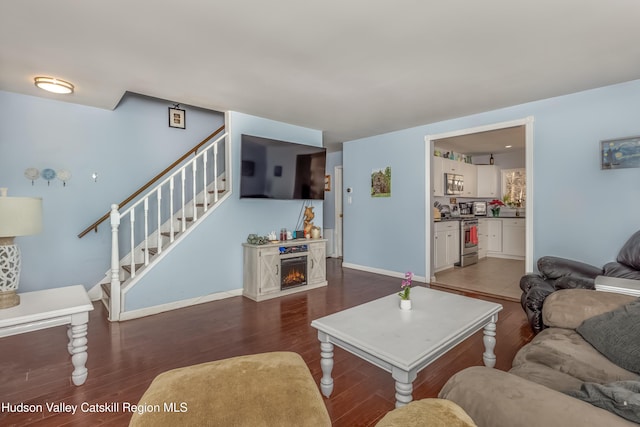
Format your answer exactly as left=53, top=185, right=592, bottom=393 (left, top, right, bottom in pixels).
left=601, top=136, right=640, bottom=170
left=371, top=167, right=391, bottom=197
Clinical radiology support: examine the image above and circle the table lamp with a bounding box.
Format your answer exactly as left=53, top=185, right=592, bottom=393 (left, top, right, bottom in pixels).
left=0, top=188, right=43, bottom=309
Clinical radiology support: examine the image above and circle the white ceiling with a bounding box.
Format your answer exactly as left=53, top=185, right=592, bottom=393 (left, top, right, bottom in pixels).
left=436, top=126, right=525, bottom=156
left=2, top=1, right=640, bottom=150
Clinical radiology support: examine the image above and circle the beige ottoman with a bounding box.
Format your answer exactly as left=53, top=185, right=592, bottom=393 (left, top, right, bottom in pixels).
left=376, top=398, right=477, bottom=427
left=129, top=352, right=330, bottom=427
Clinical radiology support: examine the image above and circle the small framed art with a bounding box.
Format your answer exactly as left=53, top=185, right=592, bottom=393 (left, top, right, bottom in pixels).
left=325, top=175, right=331, bottom=191
left=601, top=136, right=640, bottom=169
left=168, top=107, right=186, bottom=129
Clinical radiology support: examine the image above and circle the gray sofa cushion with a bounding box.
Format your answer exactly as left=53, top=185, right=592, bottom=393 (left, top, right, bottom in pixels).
left=512, top=328, right=638, bottom=391
left=576, top=299, right=640, bottom=374
left=567, top=381, right=640, bottom=424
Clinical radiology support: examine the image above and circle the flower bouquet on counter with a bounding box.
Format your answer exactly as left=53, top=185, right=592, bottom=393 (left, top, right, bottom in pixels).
left=488, top=199, right=505, bottom=217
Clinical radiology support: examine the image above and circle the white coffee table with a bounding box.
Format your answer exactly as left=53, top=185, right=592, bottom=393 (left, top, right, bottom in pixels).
left=0, top=285, right=94, bottom=385
left=310, top=287, right=502, bottom=408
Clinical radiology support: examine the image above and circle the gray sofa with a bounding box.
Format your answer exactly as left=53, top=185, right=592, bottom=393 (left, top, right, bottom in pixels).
left=439, top=289, right=640, bottom=427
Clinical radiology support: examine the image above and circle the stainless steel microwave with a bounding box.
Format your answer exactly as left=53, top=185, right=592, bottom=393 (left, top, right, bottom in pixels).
left=445, top=173, right=464, bottom=195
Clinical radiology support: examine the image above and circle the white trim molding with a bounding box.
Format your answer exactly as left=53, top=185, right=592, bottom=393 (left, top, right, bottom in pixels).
left=424, top=116, right=535, bottom=280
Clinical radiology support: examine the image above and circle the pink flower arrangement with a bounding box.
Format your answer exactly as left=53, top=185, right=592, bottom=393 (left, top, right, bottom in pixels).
left=398, top=272, right=414, bottom=300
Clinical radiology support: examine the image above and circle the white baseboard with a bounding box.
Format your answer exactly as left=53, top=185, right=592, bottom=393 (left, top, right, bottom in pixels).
left=118, top=288, right=243, bottom=321
left=341, top=262, right=427, bottom=283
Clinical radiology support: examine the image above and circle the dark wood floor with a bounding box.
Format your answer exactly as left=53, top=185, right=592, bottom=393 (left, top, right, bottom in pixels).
left=0, top=259, right=534, bottom=426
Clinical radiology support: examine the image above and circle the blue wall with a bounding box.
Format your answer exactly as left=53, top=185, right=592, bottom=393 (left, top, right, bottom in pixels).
left=0, top=90, right=224, bottom=291
left=124, top=111, right=323, bottom=311
left=343, top=79, right=640, bottom=277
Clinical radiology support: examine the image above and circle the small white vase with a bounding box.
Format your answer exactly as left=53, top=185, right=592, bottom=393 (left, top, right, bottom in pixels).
left=400, top=299, right=412, bottom=311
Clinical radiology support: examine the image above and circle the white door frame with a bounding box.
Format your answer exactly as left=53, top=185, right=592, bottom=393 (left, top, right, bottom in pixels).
left=334, top=166, right=343, bottom=258
left=424, top=116, right=535, bottom=282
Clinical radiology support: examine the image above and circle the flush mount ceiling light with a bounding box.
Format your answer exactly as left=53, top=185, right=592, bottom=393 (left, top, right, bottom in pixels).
left=34, top=76, right=74, bottom=94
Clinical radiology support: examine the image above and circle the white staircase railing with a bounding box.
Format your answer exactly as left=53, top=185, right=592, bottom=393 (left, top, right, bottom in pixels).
left=107, top=131, right=228, bottom=321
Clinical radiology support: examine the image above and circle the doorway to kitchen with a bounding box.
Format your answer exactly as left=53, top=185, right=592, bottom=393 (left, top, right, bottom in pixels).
left=424, top=117, right=534, bottom=301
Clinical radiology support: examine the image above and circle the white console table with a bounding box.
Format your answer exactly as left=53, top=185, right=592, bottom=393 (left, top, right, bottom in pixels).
left=243, top=239, right=327, bottom=301
left=0, top=285, right=94, bottom=385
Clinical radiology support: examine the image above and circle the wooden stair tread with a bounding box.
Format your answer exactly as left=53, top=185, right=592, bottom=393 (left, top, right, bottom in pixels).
left=177, top=217, right=194, bottom=222
left=142, top=247, right=158, bottom=256
left=161, top=231, right=180, bottom=237
left=122, top=263, right=144, bottom=274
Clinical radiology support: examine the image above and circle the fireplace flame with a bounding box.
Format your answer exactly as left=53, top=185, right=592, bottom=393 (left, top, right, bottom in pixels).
left=283, top=268, right=306, bottom=286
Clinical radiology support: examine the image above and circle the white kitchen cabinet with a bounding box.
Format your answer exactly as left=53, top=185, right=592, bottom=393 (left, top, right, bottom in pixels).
left=502, top=219, right=526, bottom=257
left=432, top=156, right=444, bottom=196
left=476, top=165, right=500, bottom=198
left=447, top=228, right=460, bottom=265
left=434, top=221, right=460, bottom=272
left=477, top=219, right=488, bottom=258
left=482, top=218, right=525, bottom=260
left=441, top=157, right=462, bottom=174
left=486, top=219, right=503, bottom=254
left=461, top=162, right=477, bottom=197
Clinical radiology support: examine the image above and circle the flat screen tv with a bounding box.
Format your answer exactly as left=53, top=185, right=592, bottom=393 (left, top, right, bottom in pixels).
left=240, top=134, right=326, bottom=200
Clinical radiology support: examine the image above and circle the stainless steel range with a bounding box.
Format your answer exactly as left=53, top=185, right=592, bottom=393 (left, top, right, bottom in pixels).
left=456, top=218, right=479, bottom=267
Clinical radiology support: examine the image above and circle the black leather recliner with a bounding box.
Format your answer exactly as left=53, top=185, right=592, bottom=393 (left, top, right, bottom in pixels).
left=520, top=230, right=640, bottom=333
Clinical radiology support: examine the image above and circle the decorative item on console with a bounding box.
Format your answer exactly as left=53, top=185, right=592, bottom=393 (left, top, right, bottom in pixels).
left=303, top=206, right=315, bottom=237
left=246, top=234, right=269, bottom=245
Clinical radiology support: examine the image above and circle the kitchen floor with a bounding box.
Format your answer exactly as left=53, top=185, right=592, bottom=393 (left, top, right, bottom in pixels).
left=432, top=257, right=525, bottom=302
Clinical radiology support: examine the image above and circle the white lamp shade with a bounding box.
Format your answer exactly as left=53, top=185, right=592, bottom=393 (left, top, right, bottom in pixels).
left=0, top=197, right=43, bottom=237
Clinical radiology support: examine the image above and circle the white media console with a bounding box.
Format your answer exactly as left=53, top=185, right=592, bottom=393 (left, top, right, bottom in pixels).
left=242, top=239, right=328, bottom=301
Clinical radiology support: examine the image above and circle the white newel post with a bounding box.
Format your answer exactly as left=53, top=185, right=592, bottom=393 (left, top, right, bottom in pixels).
left=109, top=204, right=121, bottom=321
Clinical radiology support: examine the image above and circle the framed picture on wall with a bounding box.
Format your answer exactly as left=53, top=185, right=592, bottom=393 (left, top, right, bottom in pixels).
left=168, top=107, right=186, bottom=129
left=601, top=136, right=640, bottom=169
left=325, top=175, right=331, bottom=191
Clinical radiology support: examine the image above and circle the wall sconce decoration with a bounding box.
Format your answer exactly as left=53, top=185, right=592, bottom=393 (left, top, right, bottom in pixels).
left=91, top=172, right=98, bottom=182
left=168, top=104, right=186, bottom=129
left=24, top=168, right=40, bottom=185
left=0, top=188, right=43, bottom=308
left=57, top=169, right=71, bottom=186
left=41, top=168, right=57, bottom=185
